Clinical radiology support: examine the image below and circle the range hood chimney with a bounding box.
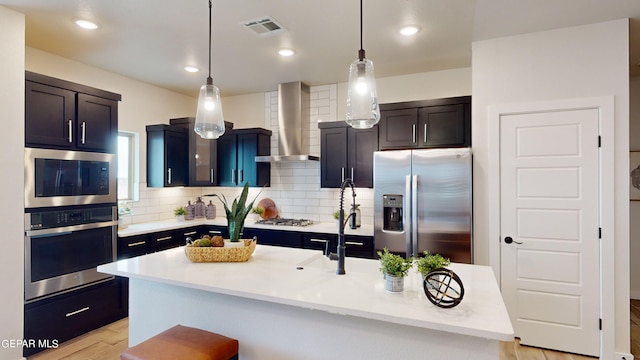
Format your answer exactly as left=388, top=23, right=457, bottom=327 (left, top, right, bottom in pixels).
left=255, top=82, right=319, bottom=162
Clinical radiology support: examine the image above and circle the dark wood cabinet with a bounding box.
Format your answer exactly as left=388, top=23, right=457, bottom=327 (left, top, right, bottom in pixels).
left=118, top=234, right=149, bottom=260
left=169, top=118, right=235, bottom=186
left=146, top=125, right=188, bottom=187
left=148, top=230, right=178, bottom=252
left=217, top=128, right=271, bottom=187
left=378, top=96, right=471, bottom=150
left=25, top=71, right=120, bottom=153
left=243, top=228, right=304, bottom=248
left=23, top=279, right=126, bottom=357
left=319, top=122, right=378, bottom=188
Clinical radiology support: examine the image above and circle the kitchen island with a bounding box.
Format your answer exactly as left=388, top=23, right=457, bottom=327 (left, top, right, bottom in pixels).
left=98, top=245, right=513, bottom=359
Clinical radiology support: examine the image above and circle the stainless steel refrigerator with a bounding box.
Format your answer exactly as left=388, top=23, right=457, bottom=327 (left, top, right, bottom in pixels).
left=374, top=148, right=472, bottom=263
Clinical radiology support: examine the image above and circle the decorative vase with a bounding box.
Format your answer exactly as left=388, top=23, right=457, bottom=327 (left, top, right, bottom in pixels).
left=385, top=274, right=405, bottom=293
left=176, top=215, right=185, bottom=222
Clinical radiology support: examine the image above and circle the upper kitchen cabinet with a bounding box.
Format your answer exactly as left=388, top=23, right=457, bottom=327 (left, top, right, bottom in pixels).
left=146, top=125, right=188, bottom=187
left=217, top=128, right=271, bottom=187
left=25, top=72, right=120, bottom=153
left=169, top=117, right=234, bottom=187
left=378, top=96, right=471, bottom=150
left=319, top=121, right=378, bottom=188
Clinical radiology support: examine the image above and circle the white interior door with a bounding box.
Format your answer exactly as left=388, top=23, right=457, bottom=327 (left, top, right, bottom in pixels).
left=500, top=108, right=600, bottom=356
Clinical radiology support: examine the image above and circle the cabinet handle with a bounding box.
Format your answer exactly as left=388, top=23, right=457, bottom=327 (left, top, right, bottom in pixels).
left=155, top=236, right=172, bottom=242
left=341, top=167, right=345, bottom=182
left=66, top=306, right=90, bottom=317
left=240, top=169, right=244, bottom=182
left=423, top=123, right=427, bottom=143
left=210, top=169, right=214, bottom=183
left=351, top=168, right=354, bottom=182
left=167, top=168, right=172, bottom=184
left=346, top=241, right=364, bottom=247
left=127, top=241, right=146, bottom=247
left=81, top=121, right=86, bottom=144
left=183, top=231, right=197, bottom=236
left=310, top=238, right=328, bottom=243
left=412, top=124, right=417, bottom=144
left=232, top=169, right=236, bottom=184
left=209, top=230, right=222, bottom=234
left=68, top=120, right=73, bottom=143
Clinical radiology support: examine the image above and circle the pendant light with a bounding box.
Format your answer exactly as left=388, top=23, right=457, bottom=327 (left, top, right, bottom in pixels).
left=345, top=0, right=380, bottom=129
left=194, top=0, right=225, bottom=139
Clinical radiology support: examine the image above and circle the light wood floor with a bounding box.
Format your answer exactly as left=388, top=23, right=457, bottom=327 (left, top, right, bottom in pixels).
left=28, top=300, right=640, bottom=360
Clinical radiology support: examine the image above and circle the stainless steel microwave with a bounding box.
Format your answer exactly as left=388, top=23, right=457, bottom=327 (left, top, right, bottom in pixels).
left=24, top=148, right=116, bottom=208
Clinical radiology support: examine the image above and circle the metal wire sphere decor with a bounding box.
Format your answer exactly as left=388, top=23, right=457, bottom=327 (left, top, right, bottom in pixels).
left=423, top=268, right=465, bottom=308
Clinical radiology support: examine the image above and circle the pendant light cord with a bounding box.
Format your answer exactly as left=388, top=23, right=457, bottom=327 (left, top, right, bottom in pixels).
left=358, top=0, right=365, bottom=61
left=208, top=0, right=213, bottom=82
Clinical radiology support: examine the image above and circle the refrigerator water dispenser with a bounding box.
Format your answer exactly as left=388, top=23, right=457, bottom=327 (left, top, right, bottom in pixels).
left=382, top=195, right=403, bottom=231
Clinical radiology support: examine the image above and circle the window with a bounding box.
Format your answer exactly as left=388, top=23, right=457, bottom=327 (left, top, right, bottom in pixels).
left=117, top=132, right=138, bottom=201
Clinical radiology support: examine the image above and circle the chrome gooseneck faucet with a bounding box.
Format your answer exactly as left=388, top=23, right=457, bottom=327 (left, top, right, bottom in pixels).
left=328, top=178, right=357, bottom=275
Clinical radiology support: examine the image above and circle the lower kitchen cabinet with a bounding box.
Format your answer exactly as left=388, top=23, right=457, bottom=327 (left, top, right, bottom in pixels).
left=118, top=233, right=148, bottom=260
left=202, top=225, right=229, bottom=239
left=303, top=232, right=374, bottom=259
left=23, top=278, right=126, bottom=357
left=244, top=228, right=304, bottom=248
left=148, top=230, right=179, bottom=252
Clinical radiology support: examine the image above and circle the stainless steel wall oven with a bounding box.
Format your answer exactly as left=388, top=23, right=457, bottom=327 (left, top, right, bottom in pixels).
left=24, top=205, right=117, bottom=302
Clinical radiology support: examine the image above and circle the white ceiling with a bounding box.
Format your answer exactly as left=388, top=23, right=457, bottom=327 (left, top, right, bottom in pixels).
left=4, top=0, right=640, bottom=97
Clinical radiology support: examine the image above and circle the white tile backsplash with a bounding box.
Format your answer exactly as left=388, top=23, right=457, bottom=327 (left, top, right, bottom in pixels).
left=126, top=84, right=373, bottom=228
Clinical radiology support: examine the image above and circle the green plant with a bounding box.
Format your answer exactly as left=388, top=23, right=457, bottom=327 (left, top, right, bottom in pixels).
left=174, top=207, right=187, bottom=216
left=377, top=248, right=414, bottom=278
left=332, top=210, right=340, bottom=220
left=251, top=207, right=264, bottom=215
left=415, top=251, right=450, bottom=276
left=213, top=182, right=260, bottom=242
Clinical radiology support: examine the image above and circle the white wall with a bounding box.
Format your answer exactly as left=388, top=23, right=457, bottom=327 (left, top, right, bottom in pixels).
left=630, top=76, right=640, bottom=299
left=472, top=19, right=630, bottom=356
left=0, top=6, right=25, bottom=360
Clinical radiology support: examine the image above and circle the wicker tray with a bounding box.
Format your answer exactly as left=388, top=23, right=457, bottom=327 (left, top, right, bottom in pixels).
left=184, top=239, right=256, bottom=263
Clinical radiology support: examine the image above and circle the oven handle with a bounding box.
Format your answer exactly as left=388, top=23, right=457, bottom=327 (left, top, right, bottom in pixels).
left=25, top=220, right=117, bottom=237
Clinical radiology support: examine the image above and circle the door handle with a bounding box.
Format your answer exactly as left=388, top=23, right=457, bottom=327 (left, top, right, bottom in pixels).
left=412, top=124, right=417, bottom=144
left=81, top=121, right=86, bottom=144
left=504, top=236, right=523, bottom=245
left=68, top=120, right=73, bottom=143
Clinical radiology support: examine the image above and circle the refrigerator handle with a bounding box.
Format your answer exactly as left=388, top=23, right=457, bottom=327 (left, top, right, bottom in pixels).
left=405, top=175, right=412, bottom=258
left=411, top=175, right=418, bottom=258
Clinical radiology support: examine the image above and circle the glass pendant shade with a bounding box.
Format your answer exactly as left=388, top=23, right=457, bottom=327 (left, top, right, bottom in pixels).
left=194, top=80, right=225, bottom=139
left=345, top=57, right=380, bottom=129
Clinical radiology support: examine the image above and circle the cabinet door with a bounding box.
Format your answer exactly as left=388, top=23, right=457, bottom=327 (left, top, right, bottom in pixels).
left=165, top=130, right=188, bottom=186
left=378, top=108, right=418, bottom=150
left=320, top=127, right=348, bottom=188
left=244, top=228, right=303, bottom=248
left=303, top=233, right=337, bottom=253
left=347, top=126, right=378, bottom=188
left=217, top=134, right=238, bottom=186
left=237, top=133, right=257, bottom=186
left=345, top=235, right=374, bottom=259
left=149, top=230, right=177, bottom=252
left=191, top=134, right=218, bottom=186
left=118, top=234, right=149, bottom=260
left=25, top=81, right=75, bottom=149
left=419, top=104, right=467, bottom=147
left=76, top=94, right=118, bottom=152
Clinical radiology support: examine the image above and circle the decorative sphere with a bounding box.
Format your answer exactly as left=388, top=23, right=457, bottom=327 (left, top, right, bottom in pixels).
left=423, top=268, right=464, bottom=308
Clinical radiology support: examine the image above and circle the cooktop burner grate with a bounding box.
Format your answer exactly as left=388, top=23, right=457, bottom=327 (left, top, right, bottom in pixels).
left=255, top=218, right=315, bottom=227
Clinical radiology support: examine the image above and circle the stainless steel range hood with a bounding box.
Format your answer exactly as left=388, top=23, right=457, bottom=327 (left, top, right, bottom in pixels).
left=255, top=82, right=319, bottom=162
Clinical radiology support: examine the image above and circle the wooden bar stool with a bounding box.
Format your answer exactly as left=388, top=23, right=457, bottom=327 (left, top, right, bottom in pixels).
left=120, top=324, right=239, bottom=360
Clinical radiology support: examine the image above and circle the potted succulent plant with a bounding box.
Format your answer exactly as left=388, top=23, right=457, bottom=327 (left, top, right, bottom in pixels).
left=377, top=248, right=414, bottom=293
left=174, top=206, right=187, bottom=221
left=213, top=182, right=260, bottom=247
left=250, top=206, right=264, bottom=222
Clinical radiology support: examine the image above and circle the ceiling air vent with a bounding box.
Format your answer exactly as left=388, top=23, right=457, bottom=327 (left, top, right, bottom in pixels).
left=242, top=17, right=286, bottom=36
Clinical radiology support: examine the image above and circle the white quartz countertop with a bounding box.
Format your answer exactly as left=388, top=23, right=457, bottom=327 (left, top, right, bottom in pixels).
left=98, top=245, right=513, bottom=341
left=118, top=218, right=373, bottom=237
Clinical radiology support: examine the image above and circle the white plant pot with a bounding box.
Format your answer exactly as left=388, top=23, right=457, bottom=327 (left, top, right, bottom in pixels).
left=224, top=240, right=245, bottom=248
left=385, top=274, right=405, bottom=293
left=176, top=215, right=185, bottom=222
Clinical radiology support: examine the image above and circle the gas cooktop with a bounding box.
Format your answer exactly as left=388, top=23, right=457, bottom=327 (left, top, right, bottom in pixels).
left=255, top=218, right=315, bottom=227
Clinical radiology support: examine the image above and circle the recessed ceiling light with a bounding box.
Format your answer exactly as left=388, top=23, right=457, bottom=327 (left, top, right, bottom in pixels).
left=399, top=25, right=420, bottom=36
left=278, top=48, right=295, bottom=57
left=184, top=66, right=200, bottom=73
left=74, top=18, right=100, bottom=30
